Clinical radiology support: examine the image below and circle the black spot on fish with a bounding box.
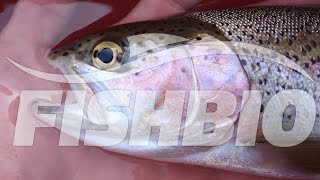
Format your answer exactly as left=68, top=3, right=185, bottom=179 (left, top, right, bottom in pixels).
left=196, top=37, right=202, bottom=41
left=300, top=46, right=307, bottom=56
left=266, top=91, right=271, bottom=96
left=240, top=59, right=247, bottom=66
left=306, top=29, right=312, bottom=35
left=285, top=52, right=290, bottom=58
left=310, top=40, right=317, bottom=48
left=305, top=44, right=312, bottom=52
left=288, top=38, right=293, bottom=46
left=87, top=39, right=91, bottom=42
left=146, top=50, right=153, bottom=54
left=292, top=55, right=299, bottom=62
left=277, top=67, right=281, bottom=73
left=181, top=68, right=186, bottom=73
left=62, top=52, right=69, bottom=56
left=227, top=31, right=232, bottom=36
left=262, top=78, right=268, bottom=85
left=256, top=62, right=261, bottom=68
left=77, top=51, right=82, bottom=54
left=53, top=51, right=59, bottom=54
left=158, top=28, right=164, bottom=31
left=279, top=31, right=285, bottom=36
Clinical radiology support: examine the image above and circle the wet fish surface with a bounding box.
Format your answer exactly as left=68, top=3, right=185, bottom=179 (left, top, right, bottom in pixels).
left=45, top=7, right=320, bottom=179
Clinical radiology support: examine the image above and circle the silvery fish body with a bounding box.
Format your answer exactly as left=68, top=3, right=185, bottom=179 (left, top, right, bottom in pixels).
left=38, top=7, right=320, bottom=179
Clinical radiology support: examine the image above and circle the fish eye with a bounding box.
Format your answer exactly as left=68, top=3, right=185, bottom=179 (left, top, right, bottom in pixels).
left=92, top=41, right=123, bottom=69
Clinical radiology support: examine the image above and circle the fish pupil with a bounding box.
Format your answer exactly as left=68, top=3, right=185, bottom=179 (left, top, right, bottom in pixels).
left=98, top=48, right=114, bottom=63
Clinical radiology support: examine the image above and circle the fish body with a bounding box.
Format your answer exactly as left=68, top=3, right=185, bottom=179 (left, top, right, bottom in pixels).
left=44, top=7, right=320, bottom=178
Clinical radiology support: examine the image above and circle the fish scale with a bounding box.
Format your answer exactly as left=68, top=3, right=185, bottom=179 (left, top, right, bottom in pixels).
left=188, top=7, right=320, bottom=141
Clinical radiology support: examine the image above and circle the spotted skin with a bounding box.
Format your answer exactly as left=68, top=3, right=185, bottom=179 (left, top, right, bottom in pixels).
left=188, top=7, right=320, bottom=141
left=50, top=7, right=320, bottom=141
left=48, top=7, right=320, bottom=178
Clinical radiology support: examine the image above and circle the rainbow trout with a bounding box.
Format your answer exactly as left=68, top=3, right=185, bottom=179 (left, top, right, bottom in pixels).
left=35, top=7, right=320, bottom=178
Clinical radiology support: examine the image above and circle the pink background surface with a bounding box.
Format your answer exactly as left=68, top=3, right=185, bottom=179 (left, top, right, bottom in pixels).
left=0, top=1, right=319, bottom=179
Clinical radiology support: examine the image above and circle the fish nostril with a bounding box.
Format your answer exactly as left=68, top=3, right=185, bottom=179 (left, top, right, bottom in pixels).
left=62, top=52, right=69, bottom=56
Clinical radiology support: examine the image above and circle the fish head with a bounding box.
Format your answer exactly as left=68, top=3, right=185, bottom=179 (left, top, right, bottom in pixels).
left=43, top=20, right=249, bottom=153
